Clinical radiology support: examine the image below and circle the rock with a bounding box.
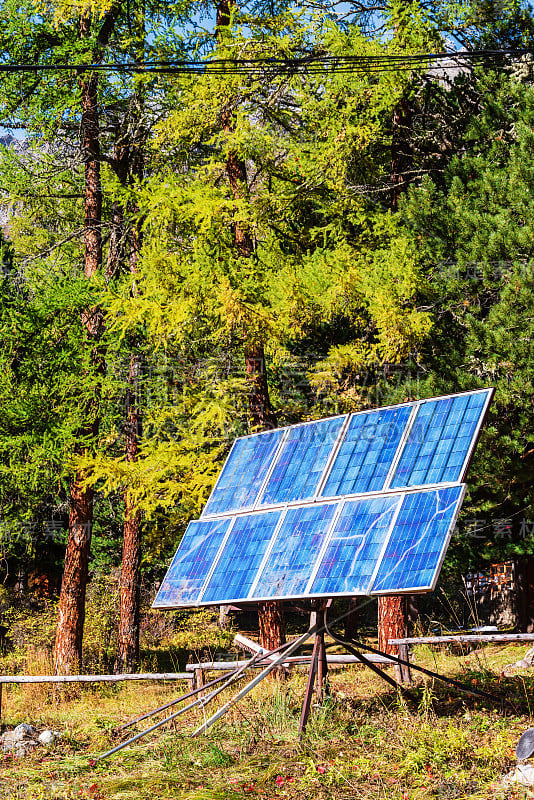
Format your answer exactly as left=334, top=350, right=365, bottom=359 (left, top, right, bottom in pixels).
left=12, top=723, right=37, bottom=741
left=38, top=730, right=55, bottom=746
left=502, top=764, right=534, bottom=788
left=13, top=740, right=39, bottom=758
left=504, top=645, right=534, bottom=673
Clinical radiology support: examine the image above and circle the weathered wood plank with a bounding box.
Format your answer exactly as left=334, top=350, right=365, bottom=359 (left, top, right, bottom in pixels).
left=186, top=654, right=393, bottom=670
left=389, top=634, right=534, bottom=645
left=0, top=672, right=191, bottom=684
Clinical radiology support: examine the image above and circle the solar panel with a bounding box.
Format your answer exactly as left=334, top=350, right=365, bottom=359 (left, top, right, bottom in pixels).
left=371, top=485, right=464, bottom=593
left=251, top=503, right=338, bottom=600
left=309, top=495, right=399, bottom=596
left=320, top=405, right=411, bottom=498
left=154, top=389, right=492, bottom=608
left=203, top=429, right=285, bottom=517
left=201, top=510, right=282, bottom=604
left=152, top=517, right=233, bottom=608
left=389, top=392, right=489, bottom=489
left=259, top=416, right=345, bottom=506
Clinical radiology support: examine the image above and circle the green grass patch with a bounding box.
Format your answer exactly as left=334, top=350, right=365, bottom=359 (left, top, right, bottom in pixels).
left=0, top=646, right=533, bottom=799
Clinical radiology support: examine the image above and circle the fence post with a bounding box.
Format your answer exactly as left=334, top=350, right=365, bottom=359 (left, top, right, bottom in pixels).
left=398, top=644, right=412, bottom=685
left=194, top=668, right=205, bottom=697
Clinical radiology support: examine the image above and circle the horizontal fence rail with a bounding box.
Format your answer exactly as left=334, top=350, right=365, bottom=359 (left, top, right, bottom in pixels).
left=186, top=653, right=393, bottom=671
left=389, top=634, right=534, bottom=645
left=0, top=672, right=192, bottom=719
left=0, top=672, right=191, bottom=684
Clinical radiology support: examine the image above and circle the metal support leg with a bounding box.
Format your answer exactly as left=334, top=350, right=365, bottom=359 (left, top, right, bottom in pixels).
left=298, top=634, right=320, bottom=739
left=316, top=604, right=330, bottom=702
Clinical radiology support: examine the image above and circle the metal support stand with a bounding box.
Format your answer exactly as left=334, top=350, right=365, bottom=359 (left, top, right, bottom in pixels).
left=298, top=601, right=329, bottom=738
left=97, top=602, right=512, bottom=761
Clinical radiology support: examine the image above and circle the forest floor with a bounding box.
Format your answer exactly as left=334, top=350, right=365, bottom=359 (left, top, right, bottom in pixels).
left=1, top=642, right=534, bottom=800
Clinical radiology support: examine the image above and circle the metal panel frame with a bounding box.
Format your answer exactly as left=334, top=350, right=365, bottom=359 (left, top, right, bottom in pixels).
left=200, top=388, right=493, bottom=521
left=199, top=507, right=286, bottom=605
left=318, top=402, right=414, bottom=500
left=154, top=484, right=465, bottom=608
left=152, top=515, right=236, bottom=609
left=250, top=499, right=342, bottom=603
left=385, top=388, right=493, bottom=492
left=458, top=387, right=494, bottom=482
left=305, top=493, right=402, bottom=597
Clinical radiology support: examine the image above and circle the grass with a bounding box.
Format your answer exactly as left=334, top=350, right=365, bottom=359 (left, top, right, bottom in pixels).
left=1, top=644, right=534, bottom=800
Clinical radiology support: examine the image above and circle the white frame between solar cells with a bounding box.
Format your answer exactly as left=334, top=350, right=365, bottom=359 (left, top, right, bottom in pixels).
left=248, top=499, right=342, bottom=602
left=200, top=426, right=289, bottom=518
left=382, top=390, right=492, bottom=491
left=153, top=483, right=466, bottom=608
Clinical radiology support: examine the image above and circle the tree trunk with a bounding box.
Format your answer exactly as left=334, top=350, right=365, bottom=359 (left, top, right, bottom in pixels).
left=54, top=9, right=115, bottom=674
left=116, top=137, right=144, bottom=671
left=258, top=601, right=286, bottom=651
left=378, top=595, right=407, bottom=654
left=245, top=344, right=278, bottom=430
left=54, top=472, right=93, bottom=673
left=116, top=353, right=142, bottom=672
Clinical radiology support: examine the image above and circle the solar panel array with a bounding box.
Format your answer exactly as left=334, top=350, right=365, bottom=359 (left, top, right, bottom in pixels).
left=154, top=389, right=492, bottom=608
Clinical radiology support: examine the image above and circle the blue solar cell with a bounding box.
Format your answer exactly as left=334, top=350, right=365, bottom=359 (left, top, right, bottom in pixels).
left=201, top=510, right=282, bottom=603
left=321, top=405, right=411, bottom=497
left=371, top=485, right=464, bottom=593
left=203, top=430, right=284, bottom=516
left=252, top=504, right=337, bottom=599
left=153, top=517, right=233, bottom=607
left=259, top=417, right=345, bottom=506
left=310, top=496, right=399, bottom=596
left=390, top=391, right=490, bottom=489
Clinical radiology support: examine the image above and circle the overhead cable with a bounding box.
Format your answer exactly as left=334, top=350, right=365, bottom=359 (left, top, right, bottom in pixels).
left=0, top=47, right=530, bottom=76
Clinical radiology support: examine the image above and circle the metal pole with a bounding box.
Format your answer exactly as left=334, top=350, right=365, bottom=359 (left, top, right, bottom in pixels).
left=324, top=611, right=514, bottom=710
left=191, top=625, right=319, bottom=738
left=99, top=636, right=307, bottom=759
left=118, top=671, right=236, bottom=731
left=97, top=648, right=267, bottom=761
left=297, top=634, right=319, bottom=738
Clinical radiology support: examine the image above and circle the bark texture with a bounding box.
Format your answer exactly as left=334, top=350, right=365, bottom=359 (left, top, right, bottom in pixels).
left=54, top=474, right=93, bottom=673
left=116, top=218, right=144, bottom=673
left=116, top=354, right=143, bottom=672
left=54, top=8, right=117, bottom=674
left=378, top=595, right=407, bottom=655
left=258, top=601, right=286, bottom=651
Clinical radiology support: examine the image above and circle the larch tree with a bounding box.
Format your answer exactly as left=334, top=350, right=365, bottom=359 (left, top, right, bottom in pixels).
left=0, top=0, right=197, bottom=672
left=81, top=4, right=435, bottom=655
left=54, top=4, right=121, bottom=675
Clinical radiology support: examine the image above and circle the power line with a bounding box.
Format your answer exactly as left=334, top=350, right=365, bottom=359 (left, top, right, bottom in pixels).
left=0, top=48, right=531, bottom=77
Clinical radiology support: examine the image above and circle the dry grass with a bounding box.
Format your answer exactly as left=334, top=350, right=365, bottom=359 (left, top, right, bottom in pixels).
left=1, top=644, right=534, bottom=800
